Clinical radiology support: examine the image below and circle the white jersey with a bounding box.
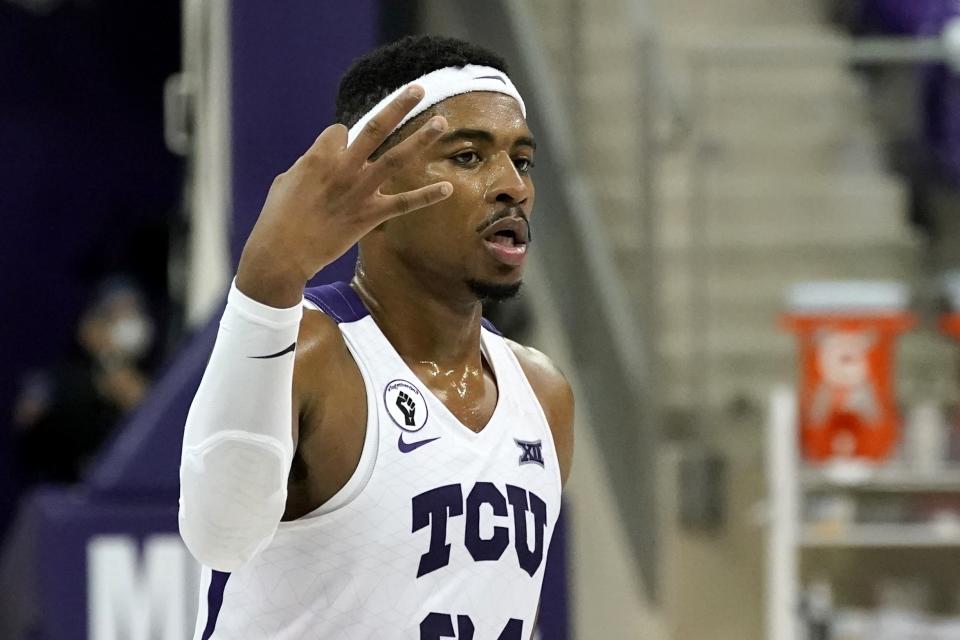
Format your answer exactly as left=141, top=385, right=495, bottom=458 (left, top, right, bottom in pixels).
left=193, top=281, right=563, bottom=640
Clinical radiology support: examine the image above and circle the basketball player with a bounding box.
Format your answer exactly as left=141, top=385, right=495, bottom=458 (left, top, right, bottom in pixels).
left=179, top=35, right=573, bottom=639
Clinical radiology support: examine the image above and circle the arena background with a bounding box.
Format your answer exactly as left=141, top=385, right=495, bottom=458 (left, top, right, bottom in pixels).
left=4, top=1, right=960, bottom=639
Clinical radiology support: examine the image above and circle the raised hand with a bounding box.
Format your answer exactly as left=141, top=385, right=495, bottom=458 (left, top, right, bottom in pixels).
left=235, top=85, right=452, bottom=307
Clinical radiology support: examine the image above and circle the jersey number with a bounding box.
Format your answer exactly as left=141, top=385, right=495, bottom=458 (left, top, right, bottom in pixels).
left=420, top=613, right=523, bottom=639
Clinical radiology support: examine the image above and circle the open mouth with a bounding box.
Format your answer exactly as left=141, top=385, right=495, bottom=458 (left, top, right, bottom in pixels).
left=481, top=217, right=530, bottom=266
left=487, top=229, right=523, bottom=246
left=481, top=217, right=530, bottom=246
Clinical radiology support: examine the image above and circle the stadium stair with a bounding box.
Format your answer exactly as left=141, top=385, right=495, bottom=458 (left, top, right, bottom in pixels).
left=530, top=0, right=956, bottom=638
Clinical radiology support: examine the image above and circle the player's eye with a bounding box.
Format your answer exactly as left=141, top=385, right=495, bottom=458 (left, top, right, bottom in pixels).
left=451, top=150, right=481, bottom=166
left=514, top=157, right=535, bottom=175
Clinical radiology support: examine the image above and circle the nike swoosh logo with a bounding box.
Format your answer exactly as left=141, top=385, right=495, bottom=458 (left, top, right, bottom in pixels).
left=398, top=434, right=440, bottom=453
left=473, top=74, right=506, bottom=84
left=249, top=342, right=296, bottom=359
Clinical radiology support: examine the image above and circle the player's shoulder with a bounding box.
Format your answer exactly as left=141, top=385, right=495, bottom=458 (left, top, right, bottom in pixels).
left=295, top=280, right=369, bottom=368
left=292, top=309, right=356, bottom=393
left=293, top=307, right=367, bottom=435
left=504, top=338, right=574, bottom=485
left=297, top=307, right=346, bottom=358
left=504, top=339, right=574, bottom=418
left=505, top=340, right=565, bottom=386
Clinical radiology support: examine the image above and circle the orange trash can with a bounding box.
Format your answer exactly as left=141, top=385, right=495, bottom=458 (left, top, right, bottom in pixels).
left=940, top=313, right=960, bottom=339
left=782, top=282, right=915, bottom=462
left=939, top=311, right=960, bottom=463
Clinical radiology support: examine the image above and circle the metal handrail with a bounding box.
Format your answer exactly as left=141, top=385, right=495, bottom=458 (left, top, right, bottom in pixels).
left=625, top=0, right=695, bottom=151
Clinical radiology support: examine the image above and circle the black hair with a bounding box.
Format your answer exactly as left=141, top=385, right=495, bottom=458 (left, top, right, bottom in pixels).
left=335, top=35, right=508, bottom=129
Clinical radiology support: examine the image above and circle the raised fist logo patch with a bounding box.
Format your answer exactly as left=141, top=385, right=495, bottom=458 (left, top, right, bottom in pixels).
left=384, top=379, right=429, bottom=432
left=396, top=391, right=417, bottom=426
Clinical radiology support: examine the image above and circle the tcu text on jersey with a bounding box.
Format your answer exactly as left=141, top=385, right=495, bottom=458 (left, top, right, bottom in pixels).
left=412, top=482, right=548, bottom=578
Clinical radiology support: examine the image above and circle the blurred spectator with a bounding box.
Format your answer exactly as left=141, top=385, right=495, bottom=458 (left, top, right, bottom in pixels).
left=831, top=1, right=960, bottom=235
left=849, top=0, right=943, bottom=35
left=12, top=277, right=155, bottom=484
left=852, top=0, right=960, bottom=184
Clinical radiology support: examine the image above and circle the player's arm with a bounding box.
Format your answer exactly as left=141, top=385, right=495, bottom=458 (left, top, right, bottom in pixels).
left=178, top=86, right=453, bottom=572
left=507, top=341, right=575, bottom=486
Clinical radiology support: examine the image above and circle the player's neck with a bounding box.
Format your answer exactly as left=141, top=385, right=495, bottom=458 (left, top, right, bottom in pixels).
left=352, top=267, right=484, bottom=368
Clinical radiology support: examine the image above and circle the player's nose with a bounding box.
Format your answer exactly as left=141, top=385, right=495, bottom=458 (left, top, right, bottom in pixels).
left=484, top=151, right=529, bottom=206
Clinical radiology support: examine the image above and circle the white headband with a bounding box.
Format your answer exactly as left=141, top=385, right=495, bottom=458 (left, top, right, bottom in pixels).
left=346, top=64, right=526, bottom=146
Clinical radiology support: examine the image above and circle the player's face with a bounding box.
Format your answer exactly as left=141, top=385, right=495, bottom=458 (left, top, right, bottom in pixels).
left=376, top=91, right=536, bottom=300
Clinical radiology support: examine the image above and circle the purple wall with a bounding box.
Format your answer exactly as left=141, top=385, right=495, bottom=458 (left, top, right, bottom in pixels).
left=229, top=1, right=372, bottom=281
left=0, top=2, right=182, bottom=538
left=88, top=0, right=379, bottom=502
left=1, top=3, right=380, bottom=639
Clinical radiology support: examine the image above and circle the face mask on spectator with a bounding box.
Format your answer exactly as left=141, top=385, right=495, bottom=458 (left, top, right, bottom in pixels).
left=108, top=314, right=154, bottom=361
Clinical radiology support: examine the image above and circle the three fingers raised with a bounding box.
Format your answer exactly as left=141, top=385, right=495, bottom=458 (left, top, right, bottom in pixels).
left=299, top=83, right=454, bottom=225
left=376, top=181, right=453, bottom=222
left=359, top=115, right=448, bottom=190
left=345, top=85, right=426, bottom=166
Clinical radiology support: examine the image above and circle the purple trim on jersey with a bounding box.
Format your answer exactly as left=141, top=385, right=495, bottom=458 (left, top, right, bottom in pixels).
left=304, top=281, right=501, bottom=335
left=481, top=317, right=502, bottom=336
left=303, top=281, right=370, bottom=323
left=201, top=570, right=231, bottom=640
